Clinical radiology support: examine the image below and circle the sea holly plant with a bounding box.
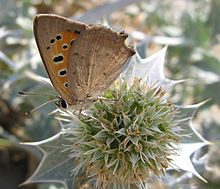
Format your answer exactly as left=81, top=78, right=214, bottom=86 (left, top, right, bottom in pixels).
left=22, top=46, right=209, bottom=189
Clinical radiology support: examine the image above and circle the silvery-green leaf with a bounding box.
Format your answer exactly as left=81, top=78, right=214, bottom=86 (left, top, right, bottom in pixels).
left=21, top=132, right=76, bottom=189
left=177, top=100, right=210, bottom=143
left=168, top=100, right=211, bottom=182
left=169, top=143, right=207, bottom=182
left=123, top=46, right=184, bottom=90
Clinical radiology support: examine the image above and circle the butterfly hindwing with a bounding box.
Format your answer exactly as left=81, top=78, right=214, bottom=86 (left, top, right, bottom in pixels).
left=67, top=25, right=135, bottom=100
left=33, top=14, right=87, bottom=105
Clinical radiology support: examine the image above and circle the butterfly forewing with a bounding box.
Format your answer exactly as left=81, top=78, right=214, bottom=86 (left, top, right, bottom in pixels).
left=67, top=25, right=135, bottom=100
left=33, top=14, right=87, bottom=105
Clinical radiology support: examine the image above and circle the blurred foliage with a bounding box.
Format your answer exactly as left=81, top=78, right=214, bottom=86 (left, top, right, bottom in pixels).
left=0, top=0, right=219, bottom=189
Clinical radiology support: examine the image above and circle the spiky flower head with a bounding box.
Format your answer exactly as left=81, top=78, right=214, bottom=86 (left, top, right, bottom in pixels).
left=67, top=78, right=182, bottom=188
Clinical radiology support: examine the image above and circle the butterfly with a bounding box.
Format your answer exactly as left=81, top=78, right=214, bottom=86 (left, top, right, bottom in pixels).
left=33, top=14, right=135, bottom=110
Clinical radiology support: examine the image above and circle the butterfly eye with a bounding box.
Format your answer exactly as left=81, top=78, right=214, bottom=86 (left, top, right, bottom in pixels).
left=60, top=99, right=68, bottom=109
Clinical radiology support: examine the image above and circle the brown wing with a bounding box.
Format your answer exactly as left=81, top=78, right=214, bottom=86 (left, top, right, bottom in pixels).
left=67, top=25, right=135, bottom=100
left=33, top=14, right=87, bottom=105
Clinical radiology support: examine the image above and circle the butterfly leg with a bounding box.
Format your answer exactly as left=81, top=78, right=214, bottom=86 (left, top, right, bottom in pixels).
left=78, top=108, right=82, bottom=119
left=72, top=110, right=81, bottom=119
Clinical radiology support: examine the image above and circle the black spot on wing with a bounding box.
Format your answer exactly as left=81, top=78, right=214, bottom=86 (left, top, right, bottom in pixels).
left=56, top=34, right=62, bottom=40
left=58, top=69, right=67, bottom=77
left=75, top=30, right=81, bottom=34
left=64, top=82, right=68, bottom=88
left=62, top=44, right=68, bottom=50
left=70, top=39, right=76, bottom=46
left=53, top=55, right=64, bottom=63
left=50, top=39, right=55, bottom=44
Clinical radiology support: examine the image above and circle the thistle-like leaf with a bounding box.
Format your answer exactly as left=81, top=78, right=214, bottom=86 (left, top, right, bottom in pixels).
left=123, top=46, right=184, bottom=90
left=21, top=131, right=77, bottom=189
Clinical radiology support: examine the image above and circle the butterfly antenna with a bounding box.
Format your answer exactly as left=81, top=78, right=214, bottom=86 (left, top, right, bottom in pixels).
left=18, top=91, right=59, bottom=99
left=25, top=98, right=60, bottom=115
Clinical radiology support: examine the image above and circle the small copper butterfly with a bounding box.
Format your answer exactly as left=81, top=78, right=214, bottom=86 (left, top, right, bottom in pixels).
left=33, top=14, right=135, bottom=110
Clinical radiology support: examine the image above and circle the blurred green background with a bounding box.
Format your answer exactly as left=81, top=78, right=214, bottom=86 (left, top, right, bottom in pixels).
left=0, top=0, right=220, bottom=189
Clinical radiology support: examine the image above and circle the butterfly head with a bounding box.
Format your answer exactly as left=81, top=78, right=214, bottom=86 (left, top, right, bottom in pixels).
left=56, top=98, right=68, bottom=109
